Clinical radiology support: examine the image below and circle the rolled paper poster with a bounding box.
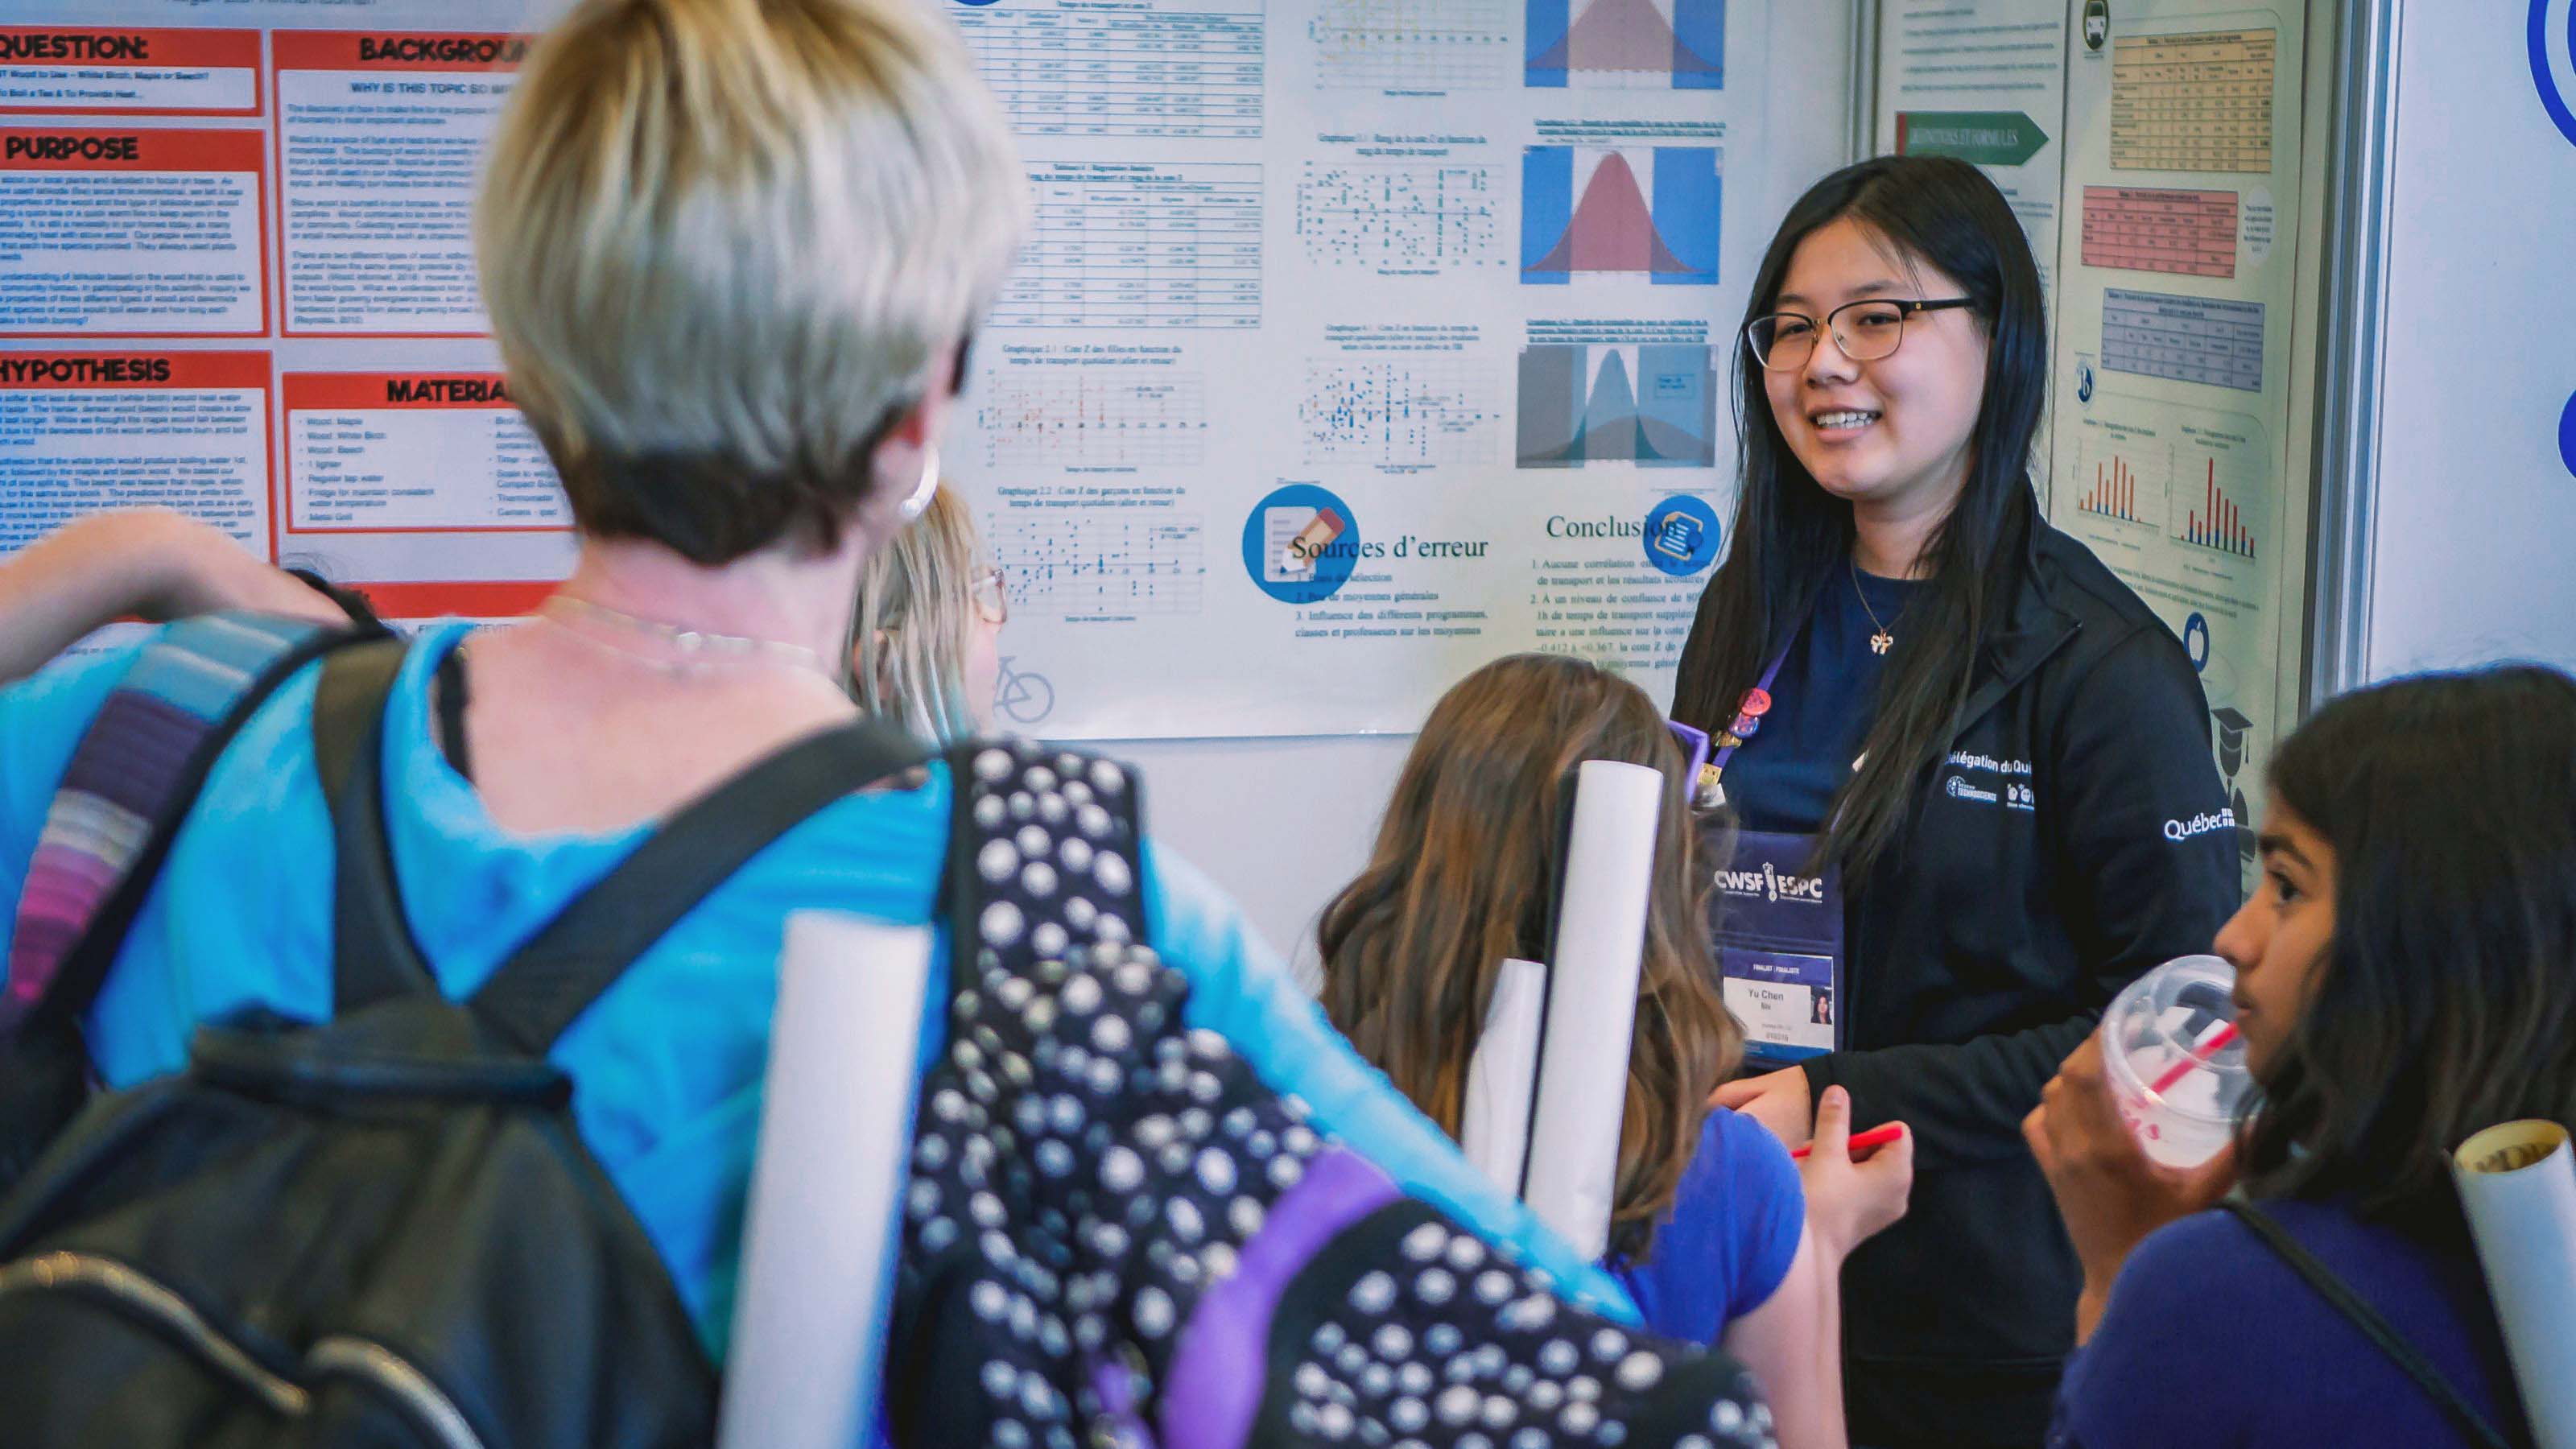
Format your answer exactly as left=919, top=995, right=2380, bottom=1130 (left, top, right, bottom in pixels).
left=1460, top=956, right=1548, bottom=1199
left=2453, top=1120, right=2576, bottom=1449
left=718, top=914, right=936, bottom=1449
left=1523, top=759, right=1662, bottom=1261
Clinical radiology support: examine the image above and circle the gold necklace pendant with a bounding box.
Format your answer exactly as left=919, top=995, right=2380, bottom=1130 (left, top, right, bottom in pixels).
left=1851, top=558, right=1897, bottom=656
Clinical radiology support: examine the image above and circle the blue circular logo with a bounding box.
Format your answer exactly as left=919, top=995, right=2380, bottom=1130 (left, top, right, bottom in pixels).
left=2535, top=0, right=2576, bottom=147
left=2559, top=388, right=2576, bottom=478
left=1241, top=485, right=1361, bottom=604
left=2184, top=612, right=2211, bottom=672
left=1641, top=494, right=1722, bottom=576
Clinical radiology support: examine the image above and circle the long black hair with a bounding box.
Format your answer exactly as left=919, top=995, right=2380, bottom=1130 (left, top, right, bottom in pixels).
left=1672, top=155, right=2047, bottom=877
left=2242, top=665, right=2576, bottom=1236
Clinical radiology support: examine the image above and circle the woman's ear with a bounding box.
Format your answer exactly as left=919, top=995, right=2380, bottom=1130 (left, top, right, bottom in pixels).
left=869, top=629, right=900, bottom=708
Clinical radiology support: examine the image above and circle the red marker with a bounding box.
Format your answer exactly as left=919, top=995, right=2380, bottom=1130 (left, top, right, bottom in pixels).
left=1790, top=1122, right=1905, bottom=1160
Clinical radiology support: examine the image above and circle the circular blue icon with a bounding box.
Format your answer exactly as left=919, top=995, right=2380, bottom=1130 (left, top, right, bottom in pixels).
left=1642, top=494, right=1722, bottom=576
left=2077, top=359, right=2097, bottom=405
left=2536, top=0, right=2576, bottom=147
left=1242, top=484, right=1361, bottom=604
left=2561, top=388, right=2576, bottom=479
left=2183, top=612, right=2211, bottom=673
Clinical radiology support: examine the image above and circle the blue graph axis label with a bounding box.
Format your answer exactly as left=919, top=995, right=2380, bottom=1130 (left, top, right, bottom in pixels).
left=2534, top=0, right=2576, bottom=148
left=1242, top=484, right=1364, bottom=605
left=1642, top=494, right=1722, bottom=576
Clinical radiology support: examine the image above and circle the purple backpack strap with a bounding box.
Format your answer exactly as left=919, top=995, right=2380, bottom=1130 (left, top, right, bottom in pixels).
left=3, top=612, right=378, bottom=1036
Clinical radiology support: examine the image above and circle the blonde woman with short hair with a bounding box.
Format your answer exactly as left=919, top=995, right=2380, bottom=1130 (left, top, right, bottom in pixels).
left=852, top=485, right=1005, bottom=744
left=0, top=0, right=1633, bottom=1393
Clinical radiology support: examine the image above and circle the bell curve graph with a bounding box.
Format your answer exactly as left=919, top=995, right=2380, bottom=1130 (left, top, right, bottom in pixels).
left=1525, top=0, right=1722, bottom=88
left=1520, top=147, right=1719, bottom=284
left=1517, top=344, right=1715, bottom=467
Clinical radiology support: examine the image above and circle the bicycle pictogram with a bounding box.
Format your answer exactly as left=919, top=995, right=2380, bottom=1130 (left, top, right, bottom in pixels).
left=996, top=656, right=1055, bottom=725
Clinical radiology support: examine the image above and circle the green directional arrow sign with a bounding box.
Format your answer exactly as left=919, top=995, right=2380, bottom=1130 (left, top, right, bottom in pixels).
left=1894, top=111, right=2050, bottom=167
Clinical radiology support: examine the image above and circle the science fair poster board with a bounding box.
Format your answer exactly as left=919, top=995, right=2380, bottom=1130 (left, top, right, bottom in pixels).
left=0, top=0, right=1794, bottom=739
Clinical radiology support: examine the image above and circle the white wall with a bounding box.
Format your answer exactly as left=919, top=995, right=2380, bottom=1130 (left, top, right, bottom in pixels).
left=2356, top=1, right=2576, bottom=678
left=1096, top=1, right=1860, bottom=956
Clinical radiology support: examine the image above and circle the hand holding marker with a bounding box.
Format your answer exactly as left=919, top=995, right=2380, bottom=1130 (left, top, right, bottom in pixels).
left=1791, top=1122, right=1905, bottom=1162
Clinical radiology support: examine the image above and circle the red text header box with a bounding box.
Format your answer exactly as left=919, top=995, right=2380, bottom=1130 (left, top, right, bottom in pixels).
left=282, top=372, right=518, bottom=411
left=270, top=32, right=532, bottom=72
left=0, top=351, right=270, bottom=390
left=0, top=126, right=264, bottom=172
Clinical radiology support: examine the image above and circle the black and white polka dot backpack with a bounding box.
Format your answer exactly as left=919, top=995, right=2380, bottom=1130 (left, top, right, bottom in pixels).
left=889, top=738, right=1777, bottom=1449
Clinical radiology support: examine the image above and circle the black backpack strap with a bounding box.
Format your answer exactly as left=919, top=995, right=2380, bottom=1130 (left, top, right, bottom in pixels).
left=313, top=636, right=444, bottom=1014
left=467, top=720, right=931, bottom=1055
left=2221, top=1200, right=2516, bottom=1449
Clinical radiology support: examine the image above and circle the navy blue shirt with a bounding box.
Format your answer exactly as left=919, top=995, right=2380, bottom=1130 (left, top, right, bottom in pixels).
left=1608, top=1106, right=1806, bottom=1344
left=2052, top=1199, right=2525, bottom=1447
left=1724, top=568, right=1922, bottom=835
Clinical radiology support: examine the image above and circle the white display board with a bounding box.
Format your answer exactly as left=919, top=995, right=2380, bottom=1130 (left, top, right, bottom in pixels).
left=0, top=0, right=1823, bottom=741
left=2343, top=0, right=2576, bottom=679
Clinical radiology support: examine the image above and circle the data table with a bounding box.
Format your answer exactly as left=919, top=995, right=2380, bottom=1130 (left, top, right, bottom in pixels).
left=956, top=5, right=1265, bottom=139
left=2101, top=288, right=2264, bottom=392
left=993, top=163, right=1263, bottom=329
left=2081, top=186, right=2239, bottom=278
left=2110, top=29, right=2275, bottom=174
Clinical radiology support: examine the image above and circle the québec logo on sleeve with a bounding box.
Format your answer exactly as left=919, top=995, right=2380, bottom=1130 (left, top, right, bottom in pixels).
left=2164, top=808, right=2238, bottom=843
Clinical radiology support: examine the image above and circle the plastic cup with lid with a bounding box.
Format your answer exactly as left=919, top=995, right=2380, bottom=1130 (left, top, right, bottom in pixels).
left=2099, top=955, right=2251, bottom=1169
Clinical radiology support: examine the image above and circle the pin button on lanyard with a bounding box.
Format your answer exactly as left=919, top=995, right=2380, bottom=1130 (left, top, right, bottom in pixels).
left=1692, top=650, right=1787, bottom=808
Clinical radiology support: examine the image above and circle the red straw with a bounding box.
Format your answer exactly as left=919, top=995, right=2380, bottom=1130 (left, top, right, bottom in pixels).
left=2147, top=1020, right=2241, bottom=1096
left=1790, top=1122, right=1905, bottom=1161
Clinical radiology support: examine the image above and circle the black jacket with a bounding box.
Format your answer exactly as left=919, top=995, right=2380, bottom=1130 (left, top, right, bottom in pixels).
left=1695, top=518, right=2240, bottom=1446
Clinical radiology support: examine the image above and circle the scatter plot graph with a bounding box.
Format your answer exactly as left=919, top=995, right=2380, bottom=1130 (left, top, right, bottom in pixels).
left=1310, top=0, right=1513, bottom=90
left=986, top=510, right=1209, bottom=617
left=1516, top=345, right=1715, bottom=467
left=1300, top=357, right=1503, bottom=466
left=1525, top=0, right=1722, bottom=88
left=977, top=369, right=1209, bottom=469
left=1297, top=163, right=1505, bottom=275
left=1521, top=147, right=1719, bottom=285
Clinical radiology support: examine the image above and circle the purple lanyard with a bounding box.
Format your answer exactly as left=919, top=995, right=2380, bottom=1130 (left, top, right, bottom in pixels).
left=1707, top=646, right=1791, bottom=777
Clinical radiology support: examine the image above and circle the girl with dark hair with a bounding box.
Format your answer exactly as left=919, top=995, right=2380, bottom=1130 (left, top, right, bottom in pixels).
left=1319, top=652, right=1916, bottom=1449
left=1672, top=155, right=2239, bottom=1443
left=2029, top=665, right=2572, bottom=1446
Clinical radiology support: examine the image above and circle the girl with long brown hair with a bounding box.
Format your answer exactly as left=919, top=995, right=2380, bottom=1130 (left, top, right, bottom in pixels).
left=1318, top=651, right=1913, bottom=1449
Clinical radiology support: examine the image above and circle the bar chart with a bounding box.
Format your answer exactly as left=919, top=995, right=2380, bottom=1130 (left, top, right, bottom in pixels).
left=2177, top=458, right=2256, bottom=559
